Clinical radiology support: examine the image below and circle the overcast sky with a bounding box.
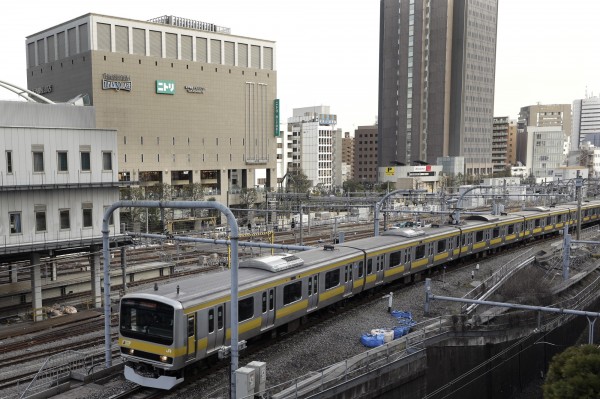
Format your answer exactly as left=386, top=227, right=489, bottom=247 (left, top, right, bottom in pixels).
left=1, top=0, right=599, bottom=133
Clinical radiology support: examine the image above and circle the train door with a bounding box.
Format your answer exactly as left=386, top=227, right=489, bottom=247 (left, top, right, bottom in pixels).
left=376, top=255, right=385, bottom=284
left=307, top=275, right=319, bottom=311
left=403, top=249, right=412, bottom=273
left=206, top=304, right=226, bottom=353
left=343, top=264, right=353, bottom=296
left=261, top=288, right=276, bottom=329
left=186, top=314, right=196, bottom=361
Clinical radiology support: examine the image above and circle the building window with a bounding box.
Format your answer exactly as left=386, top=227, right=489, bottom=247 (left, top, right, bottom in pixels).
left=57, top=151, right=68, bottom=172
left=102, top=152, right=112, bottom=171
left=9, top=212, right=22, bottom=234
left=35, top=207, right=47, bottom=232
left=33, top=151, right=44, bottom=172
left=81, top=151, right=91, bottom=171
left=6, top=151, right=13, bottom=174
left=60, top=209, right=70, bottom=230
left=82, top=203, right=93, bottom=228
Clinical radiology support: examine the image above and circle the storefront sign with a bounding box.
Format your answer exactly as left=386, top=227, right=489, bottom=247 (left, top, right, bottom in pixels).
left=32, top=85, right=53, bottom=95
left=274, top=99, right=280, bottom=137
left=156, top=80, right=175, bottom=95
left=413, top=165, right=432, bottom=172
left=408, top=171, right=435, bottom=177
left=102, top=73, right=132, bottom=91
left=184, top=85, right=205, bottom=94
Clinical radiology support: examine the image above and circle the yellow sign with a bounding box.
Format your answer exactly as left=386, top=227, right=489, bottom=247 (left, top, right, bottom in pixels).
left=385, top=167, right=395, bottom=176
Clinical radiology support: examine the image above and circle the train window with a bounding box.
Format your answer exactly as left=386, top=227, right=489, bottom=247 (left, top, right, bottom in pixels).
left=308, top=277, right=312, bottom=296
left=437, top=240, right=446, bottom=253
left=349, top=265, right=353, bottom=281
left=262, top=292, right=267, bottom=313
left=508, top=224, right=514, bottom=234
left=534, top=219, right=540, bottom=228
left=389, top=251, right=401, bottom=268
left=325, top=269, right=340, bottom=290
left=475, top=231, right=484, bottom=242
left=208, top=309, right=214, bottom=333
left=269, top=290, right=274, bottom=310
left=238, top=297, right=254, bottom=321
left=492, top=228, right=500, bottom=238
left=217, top=306, right=223, bottom=330
left=187, top=315, right=195, bottom=337
left=367, top=259, right=373, bottom=274
left=283, top=281, right=302, bottom=305
left=344, top=266, right=348, bottom=282
left=415, top=245, right=425, bottom=259
left=546, top=217, right=552, bottom=225
left=461, top=235, right=467, bottom=246
left=358, top=261, right=364, bottom=278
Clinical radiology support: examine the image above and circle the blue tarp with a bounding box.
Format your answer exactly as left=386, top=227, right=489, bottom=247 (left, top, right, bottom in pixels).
left=360, top=333, right=385, bottom=348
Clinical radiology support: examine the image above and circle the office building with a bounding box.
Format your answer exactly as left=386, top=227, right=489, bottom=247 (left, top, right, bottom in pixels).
left=492, top=117, right=516, bottom=174
left=572, top=96, right=600, bottom=149
left=286, top=106, right=338, bottom=189
left=354, top=125, right=378, bottom=183
left=378, top=0, right=498, bottom=175
left=516, top=104, right=571, bottom=165
left=25, top=13, right=277, bottom=209
left=341, top=132, right=355, bottom=182
left=524, top=126, right=566, bottom=179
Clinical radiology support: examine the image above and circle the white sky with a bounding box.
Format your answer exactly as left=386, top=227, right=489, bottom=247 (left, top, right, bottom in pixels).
left=1, top=0, right=599, bottom=133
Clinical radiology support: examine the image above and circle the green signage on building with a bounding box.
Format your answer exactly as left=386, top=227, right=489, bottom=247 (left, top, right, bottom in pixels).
left=274, top=99, right=280, bottom=136
left=156, top=80, right=176, bottom=95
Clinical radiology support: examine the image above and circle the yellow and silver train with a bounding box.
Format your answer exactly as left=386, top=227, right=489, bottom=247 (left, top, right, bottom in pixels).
left=118, top=200, right=600, bottom=389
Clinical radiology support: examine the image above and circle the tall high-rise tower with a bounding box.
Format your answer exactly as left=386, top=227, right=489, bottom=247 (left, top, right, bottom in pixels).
left=378, top=0, right=498, bottom=176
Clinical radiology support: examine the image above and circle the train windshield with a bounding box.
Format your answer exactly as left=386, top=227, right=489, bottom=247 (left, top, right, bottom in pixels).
left=120, top=298, right=174, bottom=345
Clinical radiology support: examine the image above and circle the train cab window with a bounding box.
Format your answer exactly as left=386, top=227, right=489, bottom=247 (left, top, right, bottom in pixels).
left=217, top=306, right=223, bottom=330
left=437, top=239, right=446, bottom=253
left=389, top=251, right=401, bottom=268
left=283, top=281, right=302, bottom=305
left=358, top=261, right=364, bottom=278
left=208, top=309, right=215, bottom=333
left=238, top=297, right=254, bottom=322
left=475, top=231, right=484, bottom=242
left=262, top=292, right=267, bottom=313
left=508, top=224, right=514, bottom=235
left=119, top=299, right=174, bottom=345
left=187, top=315, right=195, bottom=337
left=325, top=269, right=340, bottom=290
left=492, top=228, right=500, bottom=238
left=415, top=245, right=425, bottom=259
left=367, top=259, right=373, bottom=274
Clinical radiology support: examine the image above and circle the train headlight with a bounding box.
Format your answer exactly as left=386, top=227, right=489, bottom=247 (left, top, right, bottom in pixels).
left=128, top=349, right=135, bottom=355
left=159, top=355, right=169, bottom=363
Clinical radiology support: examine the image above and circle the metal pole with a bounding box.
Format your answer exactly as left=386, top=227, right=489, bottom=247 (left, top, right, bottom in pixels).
left=576, top=173, right=583, bottom=240
left=102, top=200, right=241, bottom=397
left=562, top=225, right=570, bottom=280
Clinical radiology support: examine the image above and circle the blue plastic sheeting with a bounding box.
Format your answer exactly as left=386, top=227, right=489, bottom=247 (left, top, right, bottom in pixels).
left=391, top=310, right=412, bottom=320
left=360, top=333, right=385, bottom=348
left=392, top=325, right=411, bottom=339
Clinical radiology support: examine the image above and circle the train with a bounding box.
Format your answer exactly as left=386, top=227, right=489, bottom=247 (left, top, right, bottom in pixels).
left=118, top=200, right=600, bottom=389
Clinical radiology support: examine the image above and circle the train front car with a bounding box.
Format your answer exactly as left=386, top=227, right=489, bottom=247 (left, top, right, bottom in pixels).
left=119, top=294, right=184, bottom=389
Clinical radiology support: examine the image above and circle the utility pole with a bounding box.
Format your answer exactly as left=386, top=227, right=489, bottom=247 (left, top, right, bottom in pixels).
left=576, top=171, right=583, bottom=240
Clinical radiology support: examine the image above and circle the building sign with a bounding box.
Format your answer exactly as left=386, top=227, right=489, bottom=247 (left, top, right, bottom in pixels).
left=408, top=171, right=435, bottom=177
left=274, top=99, right=280, bottom=137
left=156, top=80, right=175, bottom=95
left=413, top=165, right=432, bottom=172
left=184, top=85, right=205, bottom=94
left=385, top=167, right=395, bottom=176
left=102, top=73, right=132, bottom=91
left=32, top=85, right=53, bottom=95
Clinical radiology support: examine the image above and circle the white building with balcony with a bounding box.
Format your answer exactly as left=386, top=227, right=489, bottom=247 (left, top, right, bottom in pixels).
left=0, top=97, right=125, bottom=319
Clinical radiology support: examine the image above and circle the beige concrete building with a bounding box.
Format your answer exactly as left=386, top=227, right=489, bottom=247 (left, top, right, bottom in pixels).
left=341, top=132, right=355, bottom=182
left=25, top=14, right=278, bottom=210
